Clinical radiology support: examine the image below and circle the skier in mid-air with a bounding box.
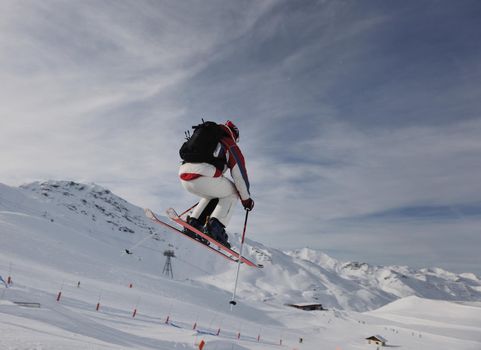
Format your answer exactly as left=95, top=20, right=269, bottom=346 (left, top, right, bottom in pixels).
left=178, top=120, right=254, bottom=248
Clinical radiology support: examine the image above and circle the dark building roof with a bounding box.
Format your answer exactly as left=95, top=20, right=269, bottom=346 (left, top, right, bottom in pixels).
left=286, top=303, right=325, bottom=311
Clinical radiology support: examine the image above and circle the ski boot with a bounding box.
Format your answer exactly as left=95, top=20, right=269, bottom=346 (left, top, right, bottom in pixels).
left=204, top=217, right=231, bottom=249
left=183, top=216, right=203, bottom=239
left=183, top=216, right=210, bottom=245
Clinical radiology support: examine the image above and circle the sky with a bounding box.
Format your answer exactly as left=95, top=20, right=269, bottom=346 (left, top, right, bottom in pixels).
left=1, top=0, right=481, bottom=275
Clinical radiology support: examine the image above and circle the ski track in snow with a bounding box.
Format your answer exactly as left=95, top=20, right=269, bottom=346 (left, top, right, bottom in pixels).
left=1, top=180, right=480, bottom=350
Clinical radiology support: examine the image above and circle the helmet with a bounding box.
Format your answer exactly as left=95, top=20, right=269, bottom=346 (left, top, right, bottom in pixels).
left=225, top=120, right=239, bottom=142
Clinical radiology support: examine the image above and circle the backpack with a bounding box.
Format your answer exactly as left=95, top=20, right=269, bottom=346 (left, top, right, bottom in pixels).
left=179, top=121, right=225, bottom=169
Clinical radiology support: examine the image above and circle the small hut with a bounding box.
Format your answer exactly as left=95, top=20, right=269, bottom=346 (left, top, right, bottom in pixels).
left=366, top=335, right=387, bottom=346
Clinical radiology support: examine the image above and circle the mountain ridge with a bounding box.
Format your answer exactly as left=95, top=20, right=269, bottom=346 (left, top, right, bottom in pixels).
left=2, top=180, right=480, bottom=312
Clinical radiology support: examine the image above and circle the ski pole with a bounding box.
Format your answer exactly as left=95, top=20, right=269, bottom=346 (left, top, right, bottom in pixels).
left=179, top=202, right=199, bottom=218
left=229, top=209, right=250, bottom=307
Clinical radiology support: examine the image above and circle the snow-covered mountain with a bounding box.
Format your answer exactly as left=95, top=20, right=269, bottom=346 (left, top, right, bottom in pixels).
left=1, top=180, right=481, bottom=350
left=5, top=180, right=481, bottom=312
left=284, top=248, right=481, bottom=310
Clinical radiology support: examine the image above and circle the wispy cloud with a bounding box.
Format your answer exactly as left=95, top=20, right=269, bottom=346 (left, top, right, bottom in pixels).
left=0, top=0, right=276, bottom=204
left=1, top=1, right=480, bottom=274
left=249, top=118, right=481, bottom=272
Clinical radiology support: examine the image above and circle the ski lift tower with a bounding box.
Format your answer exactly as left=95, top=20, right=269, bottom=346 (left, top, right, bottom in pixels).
left=162, top=250, right=175, bottom=279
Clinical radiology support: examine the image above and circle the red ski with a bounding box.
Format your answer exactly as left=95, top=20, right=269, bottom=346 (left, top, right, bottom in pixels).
left=145, top=209, right=259, bottom=268
left=145, top=209, right=237, bottom=263
left=165, top=208, right=259, bottom=268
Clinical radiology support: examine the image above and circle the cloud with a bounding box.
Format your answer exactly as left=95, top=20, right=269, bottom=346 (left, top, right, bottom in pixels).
left=1, top=1, right=480, bottom=274
left=0, top=1, right=275, bottom=194
left=246, top=116, right=481, bottom=273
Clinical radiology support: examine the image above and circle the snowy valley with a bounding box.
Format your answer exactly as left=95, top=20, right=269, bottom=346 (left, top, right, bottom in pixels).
left=1, top=180, right=481, bottom=350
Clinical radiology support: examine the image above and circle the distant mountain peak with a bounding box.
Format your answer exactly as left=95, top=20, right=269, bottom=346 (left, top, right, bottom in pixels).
left=21, top=180, right=112, bottom=197
left=20, top=180, right=150, bottom=236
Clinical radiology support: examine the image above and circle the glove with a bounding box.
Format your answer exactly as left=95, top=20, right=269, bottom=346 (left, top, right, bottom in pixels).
left=241, top=198, right=254, bottom=211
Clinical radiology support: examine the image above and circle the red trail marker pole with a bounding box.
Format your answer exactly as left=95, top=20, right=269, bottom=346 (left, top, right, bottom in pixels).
left=132, top=297, right=140, bottom=318
left=96, top=293, right=102, bottom=311
left=56, top=282, right=64, bottom=302
left=7, top=263, right=12, bottom=285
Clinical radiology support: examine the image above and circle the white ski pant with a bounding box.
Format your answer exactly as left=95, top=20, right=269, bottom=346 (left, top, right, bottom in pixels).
left=181, top=176, right=238, bottom=227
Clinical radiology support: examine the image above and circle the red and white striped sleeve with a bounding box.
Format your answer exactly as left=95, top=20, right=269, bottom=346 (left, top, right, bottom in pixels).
left=221, top=138, right=251, bottom=200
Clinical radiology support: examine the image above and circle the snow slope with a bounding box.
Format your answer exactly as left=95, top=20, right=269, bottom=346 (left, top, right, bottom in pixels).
left=367, top=296, right=481, bottom=346
left=1, top=180, right=480, bottom=350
